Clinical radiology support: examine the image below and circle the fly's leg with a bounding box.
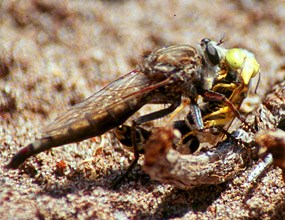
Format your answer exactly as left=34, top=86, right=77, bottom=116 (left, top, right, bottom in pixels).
left=167, top=98, right=190, bottom=122
left=188, top=103, right=204, bottom=130
left=135, top=102, right=180, bottom=125
left=112, top=121, right=141, bottom=189
left=167, top=98, right=204, bottom=131
left=112, top=102, right=181, bottom=188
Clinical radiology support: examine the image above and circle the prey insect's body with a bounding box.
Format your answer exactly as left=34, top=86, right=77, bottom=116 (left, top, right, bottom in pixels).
left=181, top=39, right=260, bottom=146
left=201, top=39, right=260, bottom=128
left=7, top=45, right=216, bottom=170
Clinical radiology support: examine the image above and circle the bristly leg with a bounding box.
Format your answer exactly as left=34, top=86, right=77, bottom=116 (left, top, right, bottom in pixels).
left=112, top=121, right=140, bottom=189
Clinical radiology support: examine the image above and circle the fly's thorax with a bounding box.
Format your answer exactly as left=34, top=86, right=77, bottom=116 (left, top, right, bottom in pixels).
left=140, top=45, right=199, bottom=82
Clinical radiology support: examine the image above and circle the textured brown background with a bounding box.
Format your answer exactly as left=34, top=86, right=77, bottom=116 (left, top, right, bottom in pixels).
left=1, top=0, right=285, bottom=219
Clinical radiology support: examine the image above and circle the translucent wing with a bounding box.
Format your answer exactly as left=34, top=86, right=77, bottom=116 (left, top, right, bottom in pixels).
left=42, top=69, right=152, bottom=137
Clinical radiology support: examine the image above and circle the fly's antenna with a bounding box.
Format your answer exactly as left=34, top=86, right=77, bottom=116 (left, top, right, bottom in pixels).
left=217, top=34, right=227, bottom=45
left=254, top=70, right=261, bottom=94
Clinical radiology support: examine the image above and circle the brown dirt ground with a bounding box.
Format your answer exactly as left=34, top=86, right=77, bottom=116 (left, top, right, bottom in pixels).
left=1, top=0, right=285, bottom=219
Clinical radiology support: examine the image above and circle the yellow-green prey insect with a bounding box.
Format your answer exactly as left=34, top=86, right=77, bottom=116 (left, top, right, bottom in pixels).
left=182, top=38, right=260, bottom=145
left=201, top=38, right=260, bottom=128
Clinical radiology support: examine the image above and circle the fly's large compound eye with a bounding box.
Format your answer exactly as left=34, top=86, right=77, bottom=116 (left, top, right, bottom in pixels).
left=205, top=42, right=220, bottom=65
left=200, top=38, right=211, bottom=46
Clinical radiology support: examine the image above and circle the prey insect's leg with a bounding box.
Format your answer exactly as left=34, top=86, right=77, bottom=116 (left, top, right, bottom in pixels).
left=202, top=106, right=233, bottom=128
left=203, top=106, right=230, bottom=120
left=113, top=102, right=181, bottom=188
left=212, top=82, right=237, bottom=91
left=201, top=90, right=243, bottom=121
left=203, top=89, right=256, bottom=132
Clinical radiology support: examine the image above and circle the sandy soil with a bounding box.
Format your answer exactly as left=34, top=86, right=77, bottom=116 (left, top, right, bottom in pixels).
left=1, top=0, right=285, bottom=219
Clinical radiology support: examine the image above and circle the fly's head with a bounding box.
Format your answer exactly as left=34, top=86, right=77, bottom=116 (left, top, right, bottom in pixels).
left=199, top=38, right=225, bottom=66
left=198, top=38, right=227, bottom=90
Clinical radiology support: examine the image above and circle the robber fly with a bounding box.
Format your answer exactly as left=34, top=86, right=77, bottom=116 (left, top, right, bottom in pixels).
left=6, top=44, right=216, bottom=170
